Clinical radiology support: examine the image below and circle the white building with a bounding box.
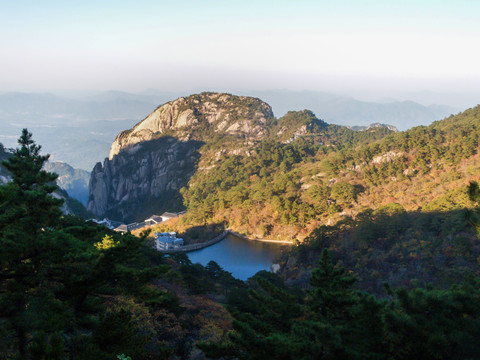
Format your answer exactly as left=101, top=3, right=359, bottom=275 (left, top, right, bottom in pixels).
left=160, top=212, right=179, bottom=222
left=154, top=232, right=184, bottom=250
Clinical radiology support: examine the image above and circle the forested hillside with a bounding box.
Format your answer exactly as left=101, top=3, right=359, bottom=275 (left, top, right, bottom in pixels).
left=0, top=130, right=239, bottom=359
left=88, top=93, right=398, bottom=222
left=179, top=105, right=480, bottom=238
left=85, top=94, right=480, bottom=296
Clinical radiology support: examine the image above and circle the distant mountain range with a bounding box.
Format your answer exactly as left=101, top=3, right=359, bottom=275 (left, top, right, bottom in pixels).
left=244, top=90, right=459, bottom=130
left=0, top=90, right=460, bottom=171
left=0, top=92, right=159, bottom=170
left=0, top=91, right=156, bottom=120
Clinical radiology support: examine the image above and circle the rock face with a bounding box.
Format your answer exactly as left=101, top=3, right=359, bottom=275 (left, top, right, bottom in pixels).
left=44, top=161, right=90, bottom=205
left=371, top=151, right=404, bottom=164
left=88, top=137, right=201, bottom=221
left=88, top=92, right=273, bottom=221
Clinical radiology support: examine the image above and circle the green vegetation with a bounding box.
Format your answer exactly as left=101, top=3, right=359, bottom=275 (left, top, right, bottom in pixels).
left=0, top=130, right=232, bottom=359
left=201, top=252, right=480, bottom=360
left=179, top=110, right=397, bottom=238
left=287, top=205, right=479, bottom=295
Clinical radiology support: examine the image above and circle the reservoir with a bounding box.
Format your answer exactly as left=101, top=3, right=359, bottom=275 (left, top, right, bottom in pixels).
left=187, top=234, right=290, bottom=280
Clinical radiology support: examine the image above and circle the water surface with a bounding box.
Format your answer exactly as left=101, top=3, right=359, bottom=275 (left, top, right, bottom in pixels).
left=187, top=234, right=289, bottom=280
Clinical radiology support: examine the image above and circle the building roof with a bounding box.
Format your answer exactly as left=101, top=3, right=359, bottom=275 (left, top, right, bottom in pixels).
left=155, top=232, right=170, bottom=236
left=155, top=231, right=177, bottom=237
left=155, top=232, right=183, bottom=242
left=157, top=237, right=177, bottom=243
left=161, top=212, right=179, bottom=218
left=145, top=215, right=163, bottom=223
left=114, top=224, right=128, bottom=232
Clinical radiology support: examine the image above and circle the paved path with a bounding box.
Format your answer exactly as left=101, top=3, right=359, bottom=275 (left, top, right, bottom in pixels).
left=159, top=230, right=229, bottom=254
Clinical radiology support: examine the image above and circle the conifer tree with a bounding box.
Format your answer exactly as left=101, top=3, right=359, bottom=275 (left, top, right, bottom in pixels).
left=0, top=129, right=66, bottom=357
left=307, top=249, right=357, bottom=321
left=0, top=128, right=62, bottom=233
left=307, top=249, right=389, bottom=360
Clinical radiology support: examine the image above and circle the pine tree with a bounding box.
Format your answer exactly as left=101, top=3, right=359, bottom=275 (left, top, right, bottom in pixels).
left=0, top=129, right=66, bottom=357
left=306, top=250, right=389, bottom=360
left=307, top=249, right=357, bottom=321
left=0, top=128, right=63, bottom=244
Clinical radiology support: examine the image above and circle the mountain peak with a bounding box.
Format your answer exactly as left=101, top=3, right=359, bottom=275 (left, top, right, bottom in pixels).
left=109, top=92, right=273, bottom=159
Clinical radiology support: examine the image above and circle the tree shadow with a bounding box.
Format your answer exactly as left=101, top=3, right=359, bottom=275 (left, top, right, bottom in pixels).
left=178, top=222, right=227, bottom=245
left=291, top=207, right=480, bottom=296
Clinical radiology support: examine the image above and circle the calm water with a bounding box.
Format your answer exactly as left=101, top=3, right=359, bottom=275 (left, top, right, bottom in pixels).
left=187, top=234, right=289, bottom=280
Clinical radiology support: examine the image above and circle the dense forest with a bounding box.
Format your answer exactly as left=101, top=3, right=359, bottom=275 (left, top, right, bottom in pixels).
left=3, top=102, right=480, bottom=358
left=176, top=109, right=398, bottom=238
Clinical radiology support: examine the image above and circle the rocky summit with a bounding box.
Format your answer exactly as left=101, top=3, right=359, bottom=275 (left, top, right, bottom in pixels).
left=108, top=92, right=273, bottom=159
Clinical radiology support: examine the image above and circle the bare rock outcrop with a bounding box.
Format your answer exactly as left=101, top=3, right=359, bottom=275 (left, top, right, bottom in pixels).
left=371, top=151, right=404, bottom=164
left=109, top=92, right=273, bottom=159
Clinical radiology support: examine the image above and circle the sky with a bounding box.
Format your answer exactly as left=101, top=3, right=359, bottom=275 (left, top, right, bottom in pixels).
left=1, top=0, right=480, bottom=105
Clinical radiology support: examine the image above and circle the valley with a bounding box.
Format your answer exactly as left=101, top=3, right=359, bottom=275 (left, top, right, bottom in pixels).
left=3, top=90, right=479, bottom=289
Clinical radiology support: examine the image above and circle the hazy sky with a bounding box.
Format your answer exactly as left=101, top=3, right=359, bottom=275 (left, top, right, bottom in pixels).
left=1, top=0, right=480, bottom=102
